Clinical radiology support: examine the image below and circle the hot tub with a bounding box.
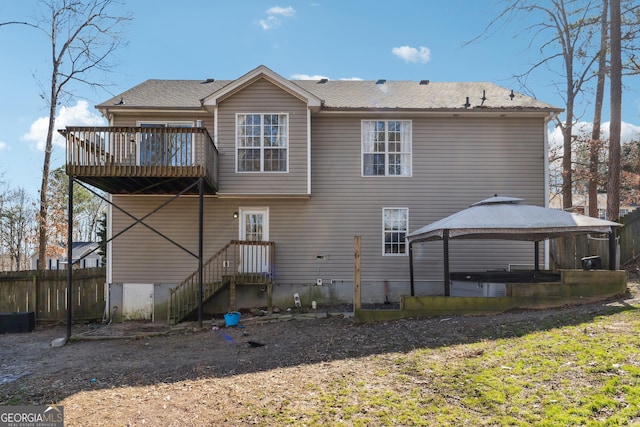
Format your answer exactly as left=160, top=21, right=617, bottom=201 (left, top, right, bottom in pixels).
left=449, top=271, right=561, bottom=297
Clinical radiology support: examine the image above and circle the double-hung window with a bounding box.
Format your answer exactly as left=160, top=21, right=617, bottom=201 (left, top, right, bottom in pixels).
left=236, top=113, right=288, bottom=172
left=362, top=120, right=411, bottom=176
left=383, top=208, right=408, bottom=255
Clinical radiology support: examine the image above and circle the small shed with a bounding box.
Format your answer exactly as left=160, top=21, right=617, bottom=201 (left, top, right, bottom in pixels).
left=406, top=196, right=622, bottom=296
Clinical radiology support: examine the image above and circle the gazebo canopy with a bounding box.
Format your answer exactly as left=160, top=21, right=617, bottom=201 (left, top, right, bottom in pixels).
left=407, top=196, right=621, bottom=243
left=406, top=196, right=622, bottom=296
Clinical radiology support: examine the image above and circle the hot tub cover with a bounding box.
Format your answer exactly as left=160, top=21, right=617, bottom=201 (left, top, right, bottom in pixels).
left=407, top=196, right=621, bottom=243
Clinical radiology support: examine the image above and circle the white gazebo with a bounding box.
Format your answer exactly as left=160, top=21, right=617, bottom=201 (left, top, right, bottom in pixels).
left=406, top=196, right=622, bottom=296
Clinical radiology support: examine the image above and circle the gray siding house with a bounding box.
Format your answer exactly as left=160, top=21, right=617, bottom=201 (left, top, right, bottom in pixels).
left=63, top=65, right=561, bottom=322
left=30, top=242, right=102, bottom=270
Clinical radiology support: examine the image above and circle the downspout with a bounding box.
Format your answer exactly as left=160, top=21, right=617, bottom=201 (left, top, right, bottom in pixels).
left=307, top=107, right=312, bottom=195
left=106, top=194, right=113, bottom=320
left=543, top=111, right=555, bottom=270
left=213, top=105, right=219, bottom=149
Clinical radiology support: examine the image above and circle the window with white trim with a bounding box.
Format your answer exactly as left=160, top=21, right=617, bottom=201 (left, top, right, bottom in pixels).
left=236, top=113, right=288, bottom=172
left=362, top=120, right=411, bottom=176
left=383, top=208, right=408, bottom=255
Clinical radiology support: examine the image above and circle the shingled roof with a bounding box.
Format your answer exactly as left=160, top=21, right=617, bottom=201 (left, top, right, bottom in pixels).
left=97, top=70, right=561, bottom=113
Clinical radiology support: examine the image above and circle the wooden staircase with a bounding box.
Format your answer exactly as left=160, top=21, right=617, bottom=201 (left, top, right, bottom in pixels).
left=168, top=240, right=274, bottom=325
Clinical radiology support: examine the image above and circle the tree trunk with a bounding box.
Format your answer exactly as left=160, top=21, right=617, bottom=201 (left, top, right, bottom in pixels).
left=562, top=101, right=574, bottom=210
left=589, top=0, right=608, bottom=218
left=608, top=0, right=622, bottom=221
left=37, top=96, right=57, bottom=271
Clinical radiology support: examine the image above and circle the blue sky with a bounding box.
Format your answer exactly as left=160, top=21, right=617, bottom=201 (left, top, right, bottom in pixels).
left=1, top=0, right=639, bottom=198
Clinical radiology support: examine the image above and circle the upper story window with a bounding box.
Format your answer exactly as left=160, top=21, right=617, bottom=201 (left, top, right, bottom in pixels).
left=362, top=120, right=412, bottom=177
left=138, top=121, right=194, bottom=166
left=236, top=113, right=288, bottom=172
left=383, top=207, right=408, bottom=256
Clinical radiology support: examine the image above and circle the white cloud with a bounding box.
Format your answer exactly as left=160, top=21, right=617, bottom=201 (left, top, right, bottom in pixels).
left=259, top=6, right=295, bottom=30
left=619, top=121, right=640, bottom=142
left=392, top=45, right=431, bottom=63
left=259, top=16, right=277, bottom=30
left=267, top=6, right=295, bottom=16
left=21, top=100, right=106, bottom=151
left=548, top=120, right=640, bottom=152
left=290, top=74, right=363, bottom=81
left=291, top=73, right=329, bottom=80
left=0, top=141, right=7, bottom=151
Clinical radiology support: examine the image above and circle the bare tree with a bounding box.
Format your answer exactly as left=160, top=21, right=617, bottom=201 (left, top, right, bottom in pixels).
left=622, top=1, right=640, bottom=74
left=3, top=0, right=130, bottom=270
left=470, top=0, right=602, bottom=209
left=0, top=188, right=35, bottom=271
left=49, top=166, right=106, bottom=242
left=608, top=0, right=622, bottom=221
left=588, top=0, right=608, bottom=217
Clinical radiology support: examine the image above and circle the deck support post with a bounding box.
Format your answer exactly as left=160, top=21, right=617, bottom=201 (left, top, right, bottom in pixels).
left=534, top=241, right=540, bottom=271
left=66, top=177, right=74, bottom=340
left=229, top=279, right=237, bottom=312
left=197, top=178, right=204, bottom=328
left=354, top=236, right=361, bottom=311
left=267, top=283, right=273, bottom=313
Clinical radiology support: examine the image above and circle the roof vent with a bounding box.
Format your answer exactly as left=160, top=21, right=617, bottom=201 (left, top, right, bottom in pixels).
left=419, top=80, right=430, bottom=85
left=204, top=78, right=215, bottom=83
left=318, top=78, right=328, bottom=84
left=376, top=79, right=386, bottom=85
left=464, top=97, right=471, bottom=108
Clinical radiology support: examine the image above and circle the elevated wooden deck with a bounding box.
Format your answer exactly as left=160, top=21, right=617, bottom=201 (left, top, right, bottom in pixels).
left=62, top=126, right=218, bottom=194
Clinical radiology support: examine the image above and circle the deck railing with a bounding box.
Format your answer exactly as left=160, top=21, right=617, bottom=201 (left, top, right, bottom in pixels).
left=63, top=126, right=218, bottom=185
left=168, top=240, right=275, bottom=324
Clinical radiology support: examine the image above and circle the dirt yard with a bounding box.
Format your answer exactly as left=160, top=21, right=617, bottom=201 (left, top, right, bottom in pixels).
left=2, top=279, right=639, bottom=425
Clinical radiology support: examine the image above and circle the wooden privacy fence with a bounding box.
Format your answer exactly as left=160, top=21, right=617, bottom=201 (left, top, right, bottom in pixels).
left=550, top=234, right=613, bottom=270
left=550, top=209, right=640, bottom=269
left=0, top=268, right=106, bottom=322
left=620, top=209, right=640, bottom=266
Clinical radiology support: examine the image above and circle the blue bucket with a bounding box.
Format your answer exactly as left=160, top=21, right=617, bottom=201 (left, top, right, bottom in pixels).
left=224, top=311, right=241, bottom=327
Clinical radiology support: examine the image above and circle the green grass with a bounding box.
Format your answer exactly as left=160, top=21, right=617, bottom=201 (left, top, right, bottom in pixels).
left=246, top=307, right=640, bottom=426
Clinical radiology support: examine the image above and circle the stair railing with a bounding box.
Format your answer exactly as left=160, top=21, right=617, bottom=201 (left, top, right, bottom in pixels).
left=168, top=240, right=274, bottom=324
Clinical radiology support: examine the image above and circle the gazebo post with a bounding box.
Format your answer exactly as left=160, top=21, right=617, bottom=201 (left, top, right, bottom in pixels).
left=609, top=230, right=616, bottom=270
left=409, top=242, right=415, bottom=296
left=443, top=229, right=450, bottom=296
left=534, top=241, right=540, bottom=271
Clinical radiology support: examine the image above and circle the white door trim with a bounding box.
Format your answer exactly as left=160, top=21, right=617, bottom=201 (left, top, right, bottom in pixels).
left=238, top=208, right=270, bottom=274
left=238, top=207, right=270, bottom=241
